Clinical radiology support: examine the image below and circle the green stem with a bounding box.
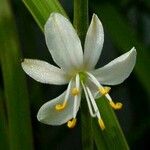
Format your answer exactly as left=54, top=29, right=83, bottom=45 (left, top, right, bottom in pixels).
left=73, top=1, right=93, bottom=150
left=73, top=0, right=89, bottom=44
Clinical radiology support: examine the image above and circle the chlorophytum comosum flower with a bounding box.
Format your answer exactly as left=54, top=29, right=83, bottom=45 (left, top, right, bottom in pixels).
left=21, top=13, right=136, bottom=130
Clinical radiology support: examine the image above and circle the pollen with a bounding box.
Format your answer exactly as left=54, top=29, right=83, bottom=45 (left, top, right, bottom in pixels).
left=99, top=86, right=111, bottom=95
left=67, top=118, right=77, bottom=128
left=71, top=88, right=79, bottom=96
left=110, top=101, right=123, bottom=110
left=98, top=118, right=105, bottom=130
left=55, top=101, right=67, bottom=111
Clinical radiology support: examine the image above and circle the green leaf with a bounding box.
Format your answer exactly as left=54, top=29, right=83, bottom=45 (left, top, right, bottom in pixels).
left=23, top=0, right=67, bottom=30
left=93, top=97, right=129, bottom=150
left=93, top=3, right=150, bottom=94
left=0, top=0, right=34, bottom=149
left=0, top=89, right=8, bottom=150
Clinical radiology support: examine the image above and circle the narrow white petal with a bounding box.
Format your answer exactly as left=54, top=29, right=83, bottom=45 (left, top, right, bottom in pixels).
left=92, top=47, right=137, bottom=85
left=44, top=13, right=83, bottom=72
left=21, top=59, right=68, bottom=85
left=84, top=14, right=104, bottom=70
left=37, top=82, right=81, bottom=125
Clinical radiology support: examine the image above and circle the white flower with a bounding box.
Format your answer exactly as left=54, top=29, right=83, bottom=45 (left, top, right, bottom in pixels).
left=21, top=13, right=136, bottom=130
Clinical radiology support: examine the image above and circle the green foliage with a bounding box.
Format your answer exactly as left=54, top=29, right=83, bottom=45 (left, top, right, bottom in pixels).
left=0, top=89, right=8, bottom=150
left=0, top=0, right=33, bottom=149
left=93, top=97, right=129, bottom=150
left=23, top=0, right=67, bottom=30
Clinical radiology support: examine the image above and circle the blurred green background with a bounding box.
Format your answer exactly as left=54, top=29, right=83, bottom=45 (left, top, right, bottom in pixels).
left=0, top=0, right=150, bottom=149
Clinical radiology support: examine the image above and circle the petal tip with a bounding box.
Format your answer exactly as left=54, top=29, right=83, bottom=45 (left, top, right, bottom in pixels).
left=91, top=13, right=103, bottom=33
left=92, top=13, right=100, bottom=23
left=37, top=111, right=42, bottom=122
left=21, top=59, right=27, bottom=67
left=50, top=12, right=62, bottom=19
left=37, top=108, right=46, bottom=123
left=21, top=59, right=31, bottom=66
left=92, top=13, right=98, bottom=18
left=131, top=46, right=136, bottom=51
left=44, top=12, right=61, bottom=31
left=130, top=47, right=137, bottom=58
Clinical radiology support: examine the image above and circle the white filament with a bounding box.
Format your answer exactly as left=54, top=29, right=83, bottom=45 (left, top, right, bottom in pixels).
left=81, top=82, right=97, bottom=117
left=73, top=74, right=80, bottom=118
left=86, top=86, right=101, bottom=119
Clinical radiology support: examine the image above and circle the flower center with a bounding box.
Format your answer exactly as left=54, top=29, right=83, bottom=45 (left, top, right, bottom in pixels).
left=79, top=72, right=87, bottom=83
left=54, top=71, right=123, bottom=130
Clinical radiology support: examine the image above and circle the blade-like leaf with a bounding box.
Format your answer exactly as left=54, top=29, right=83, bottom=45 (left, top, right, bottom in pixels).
left=0, top=0, right=34, bottom=149
left=23, top=0, right=67, bottom=30
left=0, top=89, right=8, bottom=150
left=93, top=97, right=129, bottom=150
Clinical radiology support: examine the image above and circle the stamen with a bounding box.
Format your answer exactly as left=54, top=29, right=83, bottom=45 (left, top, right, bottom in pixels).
left=86, top=86, right=105, bottom=130
left=67, top=118, right=77, bottom=128
left=87, top=72, right=111, bottom=96
left=72, top=74, right=80, bottom=122
left=71, top=87, right=79, bottom=96
left=55, top=101, right=67, bottom=111
left=110, top=101, right=123, bottom=110
left=55, top=79, right=72, bottom=111
left=98, top=118, right=105, bottom=130
left=86, top=87, right=99, bottom=116
left=86, top=72, right=100, bottom=87
left=99, top=86, right=111, bottom=95
left=81, top=82, right=97, bottom=117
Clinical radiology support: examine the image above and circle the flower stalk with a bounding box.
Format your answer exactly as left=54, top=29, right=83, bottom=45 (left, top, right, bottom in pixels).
left=74, top=0, right=89, bottom=44
left=73, top=0, right=94, bottom=149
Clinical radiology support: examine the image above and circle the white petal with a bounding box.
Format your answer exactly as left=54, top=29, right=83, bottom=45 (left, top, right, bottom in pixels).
left=92, top=47, right=136, bottom=85
left=37, top=83, right=81, bottom=125
left=83, top=14, right=104, bottom=70
left=21, top=59, right=68, bottom=85
left=44, top=13, right=83, bottom=72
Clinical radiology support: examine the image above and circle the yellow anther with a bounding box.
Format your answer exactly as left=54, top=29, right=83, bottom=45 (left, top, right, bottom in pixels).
left=98, top=118, right=105, bottom=130
left=55, top=101, right=67, bottom=111
left=99, top=86, right=111, bottom=95
left=110, top=101, right=123, bottom=110
left=71, top=88, right=79, bottom=96
left=67, top=118, right=77, bottom=128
